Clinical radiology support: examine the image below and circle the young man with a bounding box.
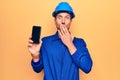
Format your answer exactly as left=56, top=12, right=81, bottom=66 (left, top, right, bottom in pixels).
left=28, top=2, right=93, bottom=80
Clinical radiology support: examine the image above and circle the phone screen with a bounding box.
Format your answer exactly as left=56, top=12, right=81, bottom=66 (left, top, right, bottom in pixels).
left=31, top=26, right=41, bottom=44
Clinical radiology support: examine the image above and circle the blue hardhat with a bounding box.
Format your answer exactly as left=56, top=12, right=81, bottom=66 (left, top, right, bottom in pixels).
left=52, top=2, right=75, bottom=19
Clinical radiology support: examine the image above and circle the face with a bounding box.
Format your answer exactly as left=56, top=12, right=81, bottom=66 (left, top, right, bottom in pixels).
left=54, top=12, right=72, bottom=30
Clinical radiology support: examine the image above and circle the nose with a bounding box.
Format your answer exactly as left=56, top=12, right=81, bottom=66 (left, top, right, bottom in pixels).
left=61, top=18, right=65, bottom=24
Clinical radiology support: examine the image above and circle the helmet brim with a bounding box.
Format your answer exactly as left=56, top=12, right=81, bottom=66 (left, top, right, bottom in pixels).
left=52, top=10, right=75, bottom=19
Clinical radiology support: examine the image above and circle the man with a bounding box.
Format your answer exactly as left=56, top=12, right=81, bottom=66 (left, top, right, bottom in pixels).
left=28, top=2, right=93, bottom=80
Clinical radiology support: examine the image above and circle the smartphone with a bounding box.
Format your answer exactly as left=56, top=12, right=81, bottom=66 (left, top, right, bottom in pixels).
left=31, top=26, right=41, bottom=44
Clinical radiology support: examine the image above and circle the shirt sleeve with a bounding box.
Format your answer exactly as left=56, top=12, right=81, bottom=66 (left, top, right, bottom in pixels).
left=31, top=44, right=44, bottom=73
left=71, top=39, right=93, bottom=73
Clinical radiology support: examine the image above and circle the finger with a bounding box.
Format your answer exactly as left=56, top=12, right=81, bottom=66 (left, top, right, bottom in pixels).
left=61, top=24, right=65, bottom=31
left=39, top=39, right=41, bottom=43
left=71, top=33, right=74, bottom=40
left=58, top=30, right=62, bottom=38
left=61, top=24, right=69, bottom=34
left=39, top=38, right=42, bottom=42
left=39, top=39, right=43, bottom=45
left=28, top=43, right=33, bottom=47
left=59, top=25, right=64, bottom=35
left=61, top=24, right=68, bottom=35
left=28, top=39, right=33, bottom=43
left=64, top=26, right=68, bottom=33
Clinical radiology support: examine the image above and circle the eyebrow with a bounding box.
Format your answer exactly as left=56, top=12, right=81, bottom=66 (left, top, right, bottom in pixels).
left=57, top=14, right=71, bottom=17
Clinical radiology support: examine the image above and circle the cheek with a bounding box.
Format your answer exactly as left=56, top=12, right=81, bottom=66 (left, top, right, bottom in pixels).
left=55, top=21, right=61, bottom=29
left=55, top=19, right=60, bottom=25
left=66, top=21, right=71, bottom=29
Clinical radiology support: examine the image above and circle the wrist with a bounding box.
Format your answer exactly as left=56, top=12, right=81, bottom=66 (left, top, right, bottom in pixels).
left=66, top=41, right=73, bottom=47
left=31, top=52, right=40, bottom=62
left=33, top=57, right=40, bottom=62
left=67, top=42, right=77, bottom=55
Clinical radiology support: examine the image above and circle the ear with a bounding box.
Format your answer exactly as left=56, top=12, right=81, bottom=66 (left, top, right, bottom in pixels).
left=54, top=18, right=56, bottom=25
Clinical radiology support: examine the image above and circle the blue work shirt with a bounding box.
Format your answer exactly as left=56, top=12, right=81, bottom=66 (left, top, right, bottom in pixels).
left=31, top=32, right=93, bottom=80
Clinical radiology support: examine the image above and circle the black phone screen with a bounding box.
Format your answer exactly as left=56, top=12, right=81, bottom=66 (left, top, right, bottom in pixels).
left=31, top=26, right=41, bottom=44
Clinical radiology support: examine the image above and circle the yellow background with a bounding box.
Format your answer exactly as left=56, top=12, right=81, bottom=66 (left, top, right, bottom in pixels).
left=0, top=0, right=120, bottom=80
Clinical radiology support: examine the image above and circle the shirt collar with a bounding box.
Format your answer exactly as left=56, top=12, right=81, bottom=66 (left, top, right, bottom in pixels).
left=53, top=31, right=61, bottom=41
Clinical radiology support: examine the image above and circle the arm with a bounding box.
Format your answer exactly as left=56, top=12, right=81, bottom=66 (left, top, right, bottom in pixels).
left=72, top=39, right=93, bottom=73
left=28, top=37, right=43, bottom=73
left=58, top=25, right=93, bottom=73
left=31, top=47, right=43, bottom=73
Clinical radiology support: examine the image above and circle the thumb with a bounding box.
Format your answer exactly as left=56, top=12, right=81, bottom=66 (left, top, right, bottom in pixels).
left=71, top=33, right=74, bottom=41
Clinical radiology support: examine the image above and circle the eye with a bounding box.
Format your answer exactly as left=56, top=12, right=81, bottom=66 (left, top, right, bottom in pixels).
left=57, top=15, right=62, bottom=19
left=65, top=16, right=71, bottom=20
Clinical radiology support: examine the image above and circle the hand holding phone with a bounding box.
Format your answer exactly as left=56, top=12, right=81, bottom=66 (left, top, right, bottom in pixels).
left=28, top=26, right=42, bottom=62
left=31, top=26, right=41, bottom=44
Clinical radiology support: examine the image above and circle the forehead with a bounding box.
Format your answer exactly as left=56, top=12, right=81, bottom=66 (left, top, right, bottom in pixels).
left=56, top=12, right=71, bottom=17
